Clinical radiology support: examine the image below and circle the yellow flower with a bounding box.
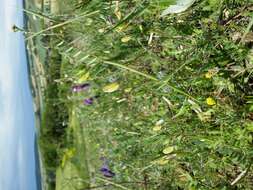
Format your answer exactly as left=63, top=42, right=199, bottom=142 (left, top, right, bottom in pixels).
left=77, top=72, right=89, bottom=83
left=205, top=72, right=212, bottom=79
left=206, top=97, right=216, bottom=106
left=153, top=125, right=162, bottom=132
left=163, top=146, right=174, bottom=154
left=121, top=36, right=131, bottom=43
left=103, top=82, right=119, bottom=93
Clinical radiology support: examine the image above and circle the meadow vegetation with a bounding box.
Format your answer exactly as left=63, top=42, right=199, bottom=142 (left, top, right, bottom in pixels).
left=27, top=0, right=253, bottom=189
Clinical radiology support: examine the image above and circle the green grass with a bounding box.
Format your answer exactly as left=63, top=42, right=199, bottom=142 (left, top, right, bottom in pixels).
left=27, top=0, right=253, bottom=189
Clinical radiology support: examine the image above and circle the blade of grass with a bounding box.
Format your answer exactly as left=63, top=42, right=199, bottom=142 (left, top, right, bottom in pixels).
left=240, top=13, right=253, bottom=44
left=95, top=176, right=132, bottom=190
left=103, top=61, right=197, bottom=101
left=103, top=60, right=158, bottom=81
left=25, top=10, right=100, bottom=41
left=23, top=8, right=55, bottom=21
left=105, top=0, right=149, bottom=34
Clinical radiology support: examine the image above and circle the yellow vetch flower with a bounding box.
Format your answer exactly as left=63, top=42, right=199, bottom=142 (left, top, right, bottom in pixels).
left=103, top=82, right=119, bottom=93
left=163, top=146, right=174, bottom=154
left=205, top=72, right=212, bottom=79
left=206, top=97, right=216, bottom=106
left=77, top=72, right=89, bottom=83
left=153, top=125, right=162, bottom=132
left=121, top=36, right=131, bottom=43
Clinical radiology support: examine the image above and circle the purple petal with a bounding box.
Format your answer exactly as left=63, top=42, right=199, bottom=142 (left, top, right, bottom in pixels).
left=83, top=98, right=93, bottom=105
left=100, top=165, right=109, bottom=172
left=99, top=157, right=115, bottom=177
left=72, top=83, right=90, bottom=92
left=102, top=170, right=115, bottom=178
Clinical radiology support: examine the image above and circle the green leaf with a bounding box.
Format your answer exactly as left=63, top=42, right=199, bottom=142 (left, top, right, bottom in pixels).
left=161, top=0, right=196, bottom=16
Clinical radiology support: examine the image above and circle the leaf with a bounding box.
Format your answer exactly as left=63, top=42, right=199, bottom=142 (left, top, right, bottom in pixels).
left=163, top=146, right=174, bottom=154
left=161, top=0, right=196, bottom=16
left=103, top=82, right=120, bottom=93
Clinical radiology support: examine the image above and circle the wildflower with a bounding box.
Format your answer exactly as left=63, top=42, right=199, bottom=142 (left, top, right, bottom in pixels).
left=100, top=157, right=115, bottom=178
left=206, top=97, right=216, bottom=106
left=72, top=83, right=90, bottom=92
left=83, top=98, right=94, bottom=105
left=77, top=72, right=89, bottom=83
left=153, top=125, right=162, bottom=132
left=205, top=68, right=218, bottom=79
left=103, top=82, right=119, bottom=93
left=205, top=72, right=213, bottom=79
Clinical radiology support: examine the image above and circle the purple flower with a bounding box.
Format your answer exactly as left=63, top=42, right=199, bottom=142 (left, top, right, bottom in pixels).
left=72, top=83, right=90, bottom=92
left=83, top=98, right=94, bottom=105
left=100, top=157, right=115, bottom=178
left=100, top=166, right=115, bottom=178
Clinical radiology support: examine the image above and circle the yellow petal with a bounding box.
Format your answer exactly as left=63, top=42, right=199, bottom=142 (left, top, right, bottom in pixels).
left=205, top=72, right=212, bottom=79
left=121, top=36, right=131, bottom=43
left=153, top=125, right=162, bottom=132
left=77, top=72, right=89, bottom=83
left=163, top=146, right=174, bottom=154
left=103, top=82, right=119, bottom=93
left=206, top=97, right=216, bottom=106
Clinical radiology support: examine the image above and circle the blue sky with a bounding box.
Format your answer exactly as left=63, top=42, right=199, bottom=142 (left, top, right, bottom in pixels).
left=0, top=0, right=37, bottom=189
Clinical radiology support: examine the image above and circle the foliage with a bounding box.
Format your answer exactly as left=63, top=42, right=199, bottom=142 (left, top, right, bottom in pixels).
left=33, top=0, right=253, bottom=189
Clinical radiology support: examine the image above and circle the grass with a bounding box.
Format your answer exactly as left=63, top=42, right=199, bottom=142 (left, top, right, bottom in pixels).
left=26, top=0, right=253, bottom=189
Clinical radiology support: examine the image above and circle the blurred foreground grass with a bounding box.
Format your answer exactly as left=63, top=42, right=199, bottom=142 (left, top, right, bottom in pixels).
left=26, top=0, right=253, bottom=189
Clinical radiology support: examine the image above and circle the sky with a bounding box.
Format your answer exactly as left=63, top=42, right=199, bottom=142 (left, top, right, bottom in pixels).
left=0, top=0, right=37, bottom=189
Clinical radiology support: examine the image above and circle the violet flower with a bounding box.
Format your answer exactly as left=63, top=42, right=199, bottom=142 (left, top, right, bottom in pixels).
left=83, top=98, right=94, bottom=105
left=72, top=83, right=90, bottom=93
left=100, top=157, right=115, bottom=178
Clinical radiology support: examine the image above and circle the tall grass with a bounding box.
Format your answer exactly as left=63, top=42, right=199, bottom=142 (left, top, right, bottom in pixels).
left=30, top=0, right=253, bottom=189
